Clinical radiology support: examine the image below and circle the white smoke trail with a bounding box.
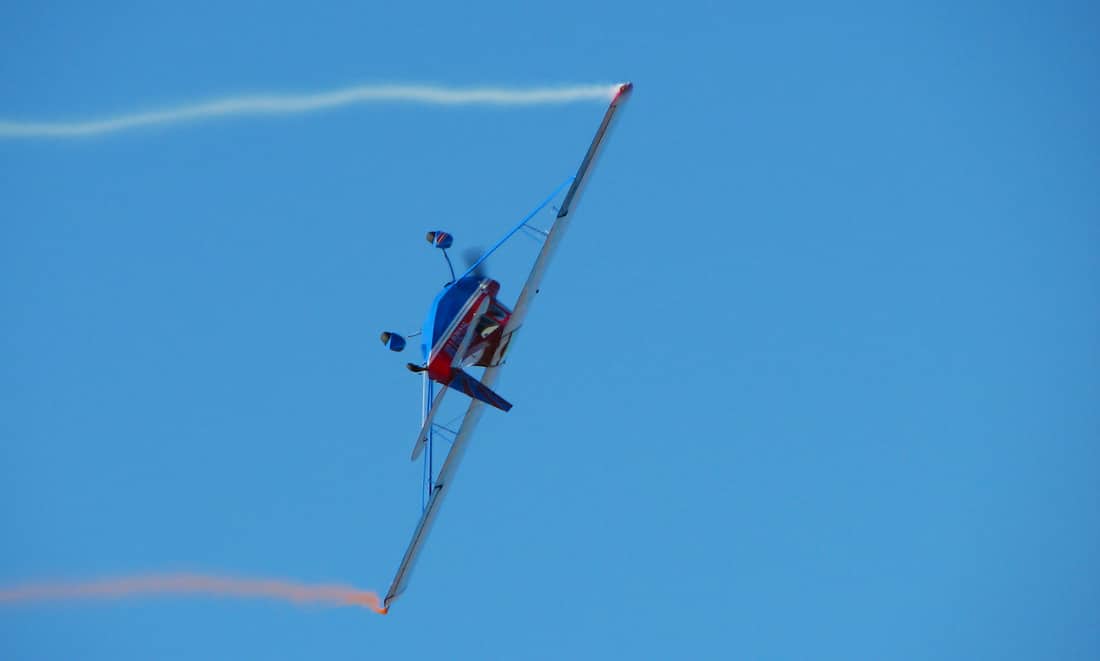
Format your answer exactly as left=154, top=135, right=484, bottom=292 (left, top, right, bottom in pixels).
left=0, top=82, right=619, bottom=139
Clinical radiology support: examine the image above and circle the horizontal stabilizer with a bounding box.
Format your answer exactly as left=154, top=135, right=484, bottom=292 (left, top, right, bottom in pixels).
left=448, top=369, right=512, bottom=412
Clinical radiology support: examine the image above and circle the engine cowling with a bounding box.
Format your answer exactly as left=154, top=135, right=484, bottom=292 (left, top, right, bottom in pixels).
left=380, top=331, right=406, bottom=352
left=425, top=231, right=453, bottom=249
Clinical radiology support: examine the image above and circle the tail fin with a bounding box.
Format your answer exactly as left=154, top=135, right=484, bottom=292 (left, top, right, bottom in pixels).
left=448, top=369, right=513, bottom=412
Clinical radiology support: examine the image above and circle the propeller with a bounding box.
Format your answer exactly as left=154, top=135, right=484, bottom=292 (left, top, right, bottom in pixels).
left=463, top=246, right=488, bottom=279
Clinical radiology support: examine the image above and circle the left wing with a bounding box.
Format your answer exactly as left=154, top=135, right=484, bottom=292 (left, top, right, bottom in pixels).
left=489, top=82, right=632, bottom=366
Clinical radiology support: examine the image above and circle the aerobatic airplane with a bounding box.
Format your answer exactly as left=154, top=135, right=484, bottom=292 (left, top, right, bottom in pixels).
left=377, top=82, right=632, bottom=612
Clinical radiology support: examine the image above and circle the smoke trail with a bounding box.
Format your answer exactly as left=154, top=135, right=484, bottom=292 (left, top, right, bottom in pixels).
left=0, top=82, right=619, bottom=139
left=0, top=574, right=387, bottom=614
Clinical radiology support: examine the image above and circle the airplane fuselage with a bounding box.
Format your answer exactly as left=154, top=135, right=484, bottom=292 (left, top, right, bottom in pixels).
left=422, top=275, right=512, bottom=383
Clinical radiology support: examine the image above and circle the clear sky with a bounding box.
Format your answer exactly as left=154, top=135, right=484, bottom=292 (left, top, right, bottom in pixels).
left=2, top=1, right=1098, bottom=659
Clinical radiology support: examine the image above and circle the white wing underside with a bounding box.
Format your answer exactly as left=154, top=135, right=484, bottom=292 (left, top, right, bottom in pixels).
left=490, top=84, right=631, bottom=366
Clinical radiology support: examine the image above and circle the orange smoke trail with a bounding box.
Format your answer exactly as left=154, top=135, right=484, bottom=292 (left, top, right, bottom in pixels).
left=0, top=574, right=386, bottom=614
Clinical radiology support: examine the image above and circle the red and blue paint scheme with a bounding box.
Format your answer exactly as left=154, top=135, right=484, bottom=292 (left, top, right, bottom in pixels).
left=419, top=274, right=513, bottom=411
left=378, top=82, right=632, bottom=613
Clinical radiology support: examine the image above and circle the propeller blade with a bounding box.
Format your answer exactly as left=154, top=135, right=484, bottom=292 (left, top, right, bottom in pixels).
left=463, top=246, right=487, bottom=279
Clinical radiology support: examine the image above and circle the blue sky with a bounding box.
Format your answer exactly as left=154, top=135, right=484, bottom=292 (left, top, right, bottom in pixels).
left=2, top=1, right=1098, bottom=659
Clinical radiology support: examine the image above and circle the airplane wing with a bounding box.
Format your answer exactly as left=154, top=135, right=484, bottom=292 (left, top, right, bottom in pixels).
left=383, top=366, right=499, bottom=610
left=382, top=82, right=632, bottom=611
left=410, top=384, right=447, bottom=461
left=491, top=81, right=633, bottom=365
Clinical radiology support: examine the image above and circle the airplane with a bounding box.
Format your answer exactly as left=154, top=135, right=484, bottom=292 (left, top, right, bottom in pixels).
left=377, top=81, right=632, bottom=612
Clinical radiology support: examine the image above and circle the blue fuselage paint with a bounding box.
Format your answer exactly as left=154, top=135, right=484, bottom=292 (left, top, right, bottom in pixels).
left=421, top=275, right=485, bottom=361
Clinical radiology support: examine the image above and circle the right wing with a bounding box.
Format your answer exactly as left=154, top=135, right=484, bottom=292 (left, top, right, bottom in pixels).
left=410, top=384, right=448, bottom=461
left=383, top=365, right=500, bottom=610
